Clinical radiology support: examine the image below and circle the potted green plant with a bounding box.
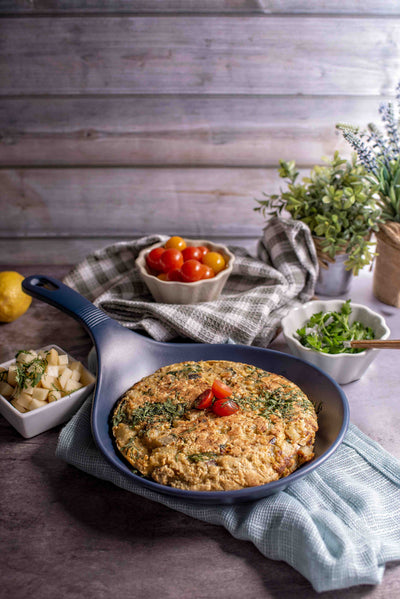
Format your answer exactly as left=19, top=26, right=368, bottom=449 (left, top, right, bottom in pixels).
left=337, top=85, right=400, bottom=307
left=254, top=152, right=380, bottom=295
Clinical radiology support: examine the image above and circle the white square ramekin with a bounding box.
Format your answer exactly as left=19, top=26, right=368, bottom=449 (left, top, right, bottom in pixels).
left=0, top=344, right=95, bottom=438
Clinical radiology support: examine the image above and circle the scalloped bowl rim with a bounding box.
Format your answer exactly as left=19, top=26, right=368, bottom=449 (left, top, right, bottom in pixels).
left=136, top=238, right=235, bottom=288
left=281, top=300, right=390, bottom=358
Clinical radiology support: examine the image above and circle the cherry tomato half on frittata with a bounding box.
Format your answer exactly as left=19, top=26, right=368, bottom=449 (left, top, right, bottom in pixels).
left=212, top=398, right=239, bottom=417
left=193, top=388, right=214, bottom=409
left=212, top=379, right=232, bottom=399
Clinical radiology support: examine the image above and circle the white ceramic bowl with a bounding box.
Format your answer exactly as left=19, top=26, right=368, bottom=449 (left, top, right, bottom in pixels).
left=0, top=344, right=95, bottom=438
left=281, top=300, right=390, bottom=384
left=136, top=238, right=235, bottom=304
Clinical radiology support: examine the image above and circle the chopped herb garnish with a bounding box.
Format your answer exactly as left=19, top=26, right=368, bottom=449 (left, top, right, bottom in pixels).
left=15, top=349, right=37, bottom=359
left=296, top=300, right=375, bottom=354
left=187, top=452, right=220, bottom=463
left=129, top=398, right=187, bottom=428
left=233, top=385, right=312, bottom=421
left=166, top=363, right=202, bottom=377
left=122, top=438, right=140, bottom=458
left=112, top=399, right=128, bottom=427
left=15, top=354, right=48, bottom=390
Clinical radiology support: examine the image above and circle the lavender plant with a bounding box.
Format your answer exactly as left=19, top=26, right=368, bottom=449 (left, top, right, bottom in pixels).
left=254, top=152, right=381, bottom=275
left=337, top=83, right=400, bottom=223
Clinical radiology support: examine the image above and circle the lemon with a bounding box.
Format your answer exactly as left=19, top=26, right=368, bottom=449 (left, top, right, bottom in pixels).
left=0, top=271, right=32, bottom=323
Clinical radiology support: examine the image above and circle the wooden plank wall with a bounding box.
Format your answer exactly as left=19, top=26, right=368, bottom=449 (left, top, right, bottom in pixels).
left=1, top=1, right=400, bottom=264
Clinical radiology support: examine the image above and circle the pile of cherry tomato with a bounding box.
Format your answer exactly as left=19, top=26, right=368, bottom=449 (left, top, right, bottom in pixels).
left=193, top=379, right=240, bottom=417
left=145, top=236, right=227, bottom=283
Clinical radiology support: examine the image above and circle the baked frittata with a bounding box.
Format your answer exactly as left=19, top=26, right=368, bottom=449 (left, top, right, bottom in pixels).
left=111, top=360, right=318, bottom=491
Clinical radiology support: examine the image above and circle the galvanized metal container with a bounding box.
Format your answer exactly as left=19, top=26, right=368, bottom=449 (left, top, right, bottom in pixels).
left=315, top=253, right=353, bottom=296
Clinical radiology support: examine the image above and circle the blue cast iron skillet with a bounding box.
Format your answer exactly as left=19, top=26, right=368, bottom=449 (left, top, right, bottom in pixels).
left=23, top=275, right=350, bottom=505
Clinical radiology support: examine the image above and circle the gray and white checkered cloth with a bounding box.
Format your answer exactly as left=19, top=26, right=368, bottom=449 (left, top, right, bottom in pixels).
left=63, top=217, right=318, bottom=346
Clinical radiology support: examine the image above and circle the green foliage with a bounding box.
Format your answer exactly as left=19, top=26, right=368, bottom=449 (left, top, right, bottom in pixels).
left=296, top=300, right=375, bottom=354
left=254, top=152, right=381, bottom=275
left=337, top=82, right=400, bottom=223
left=15, top=354, right=48, bottom=391
left=372, top=158, right=400, bottom=222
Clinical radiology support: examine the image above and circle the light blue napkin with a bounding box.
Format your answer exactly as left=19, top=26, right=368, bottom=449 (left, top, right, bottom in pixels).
left=56, top=362, right=400, bottom=592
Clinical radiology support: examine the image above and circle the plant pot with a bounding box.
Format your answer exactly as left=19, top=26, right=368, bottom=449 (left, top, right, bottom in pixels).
left=373, top=222, right=400, bottom=307
left=315, top=254, right=353, bottom=296
left=313, top=237, right=352, bottom=297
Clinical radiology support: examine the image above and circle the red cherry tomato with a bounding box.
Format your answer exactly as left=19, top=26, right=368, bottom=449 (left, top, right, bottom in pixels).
left=146, top=247, right=165, bottom=272
left=165, top=236, right=187, bottom=251
left=212, top=379, right=232, bottom=399
left=193, top=388, right=214, bottom=409
left=201, top=265, right=215, bottom=279
left=182, top=246, right=203, bottom=262
left=198, top=246, right=209, bottom=258
left=159, top=248, right=184, bottom=273
left=212, top=398, right=239, bottom=417
left=166, top=268, right=183, bottom=282
left=180, top=259, right=204, bottom=282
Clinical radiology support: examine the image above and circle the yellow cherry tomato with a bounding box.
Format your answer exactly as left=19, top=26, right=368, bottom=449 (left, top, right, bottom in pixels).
left=202, top=251, right=226, bottom=274
left=157, top=273, right=168, bottom=281
left=165, top=236, right=187, bottom=251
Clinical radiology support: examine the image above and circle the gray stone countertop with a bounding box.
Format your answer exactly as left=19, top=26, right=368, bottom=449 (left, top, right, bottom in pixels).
left=1, top=265, right=399, bottom=599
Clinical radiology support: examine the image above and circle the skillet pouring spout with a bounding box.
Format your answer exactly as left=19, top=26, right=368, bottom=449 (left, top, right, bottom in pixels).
left=22, top=275, right=349, bottom=505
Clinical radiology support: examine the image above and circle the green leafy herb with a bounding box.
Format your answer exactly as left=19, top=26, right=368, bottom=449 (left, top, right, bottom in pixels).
left=129, top=398, right=187, bottom=428
left=187, top=452, right=220, bottom=463
left=15, top=354, right=48, bottom=390
left=122, top=438, right=140, bottom=459
left=233, top=385, right=312, bottom=421
left=166, top=363, right=202, bottom=377
left=112, top=399, right=127, bottom=427
left=296, top=300, right=375, bottom=354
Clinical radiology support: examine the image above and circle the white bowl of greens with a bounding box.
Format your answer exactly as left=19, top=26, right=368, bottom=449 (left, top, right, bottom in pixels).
left=281, top=300, right=390, bottom=384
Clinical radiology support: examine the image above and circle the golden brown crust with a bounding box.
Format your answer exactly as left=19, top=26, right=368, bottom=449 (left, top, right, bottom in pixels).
left=111, top=360, right=318, bottom=491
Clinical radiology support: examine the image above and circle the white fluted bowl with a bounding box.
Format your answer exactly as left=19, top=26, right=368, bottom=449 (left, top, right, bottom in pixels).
left=281, top=300, right=390, bottom=384
left=136, top=238, right=234, bottom=304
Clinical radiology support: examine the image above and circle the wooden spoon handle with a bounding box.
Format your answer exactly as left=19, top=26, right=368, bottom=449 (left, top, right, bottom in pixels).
left=350, top=339, right=400, bottom=349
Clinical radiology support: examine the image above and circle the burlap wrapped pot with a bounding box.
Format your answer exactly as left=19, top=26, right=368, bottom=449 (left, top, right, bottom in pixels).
left=373, top=221, right=400, bottom=308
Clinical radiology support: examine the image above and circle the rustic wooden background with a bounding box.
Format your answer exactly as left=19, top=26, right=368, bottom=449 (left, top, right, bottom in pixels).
left=1, top=1, right=400, bottom=265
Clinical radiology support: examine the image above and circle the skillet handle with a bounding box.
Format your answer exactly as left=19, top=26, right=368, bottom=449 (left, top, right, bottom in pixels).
left=22, top=274, right=115, bottom=337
